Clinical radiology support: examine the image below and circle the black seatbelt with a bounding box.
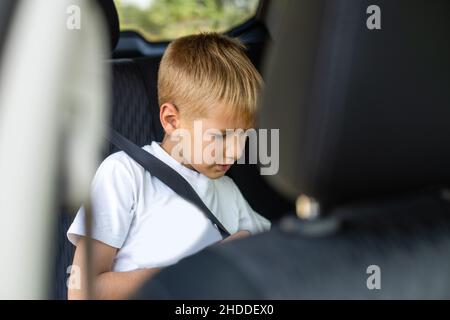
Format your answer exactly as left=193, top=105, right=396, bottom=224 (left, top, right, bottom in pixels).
left=105, top=129, right=231, bottom=239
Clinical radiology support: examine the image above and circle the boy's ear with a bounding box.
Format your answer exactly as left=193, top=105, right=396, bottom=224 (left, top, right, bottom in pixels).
left=159, top=103, right=180, bottom=134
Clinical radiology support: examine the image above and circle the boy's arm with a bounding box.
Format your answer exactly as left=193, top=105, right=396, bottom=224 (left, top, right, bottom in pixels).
left=219, top=230, right=251, bottom=244
left=68, top=237, right=160, bottom=300
left=230, top=184, right=271, bottom=234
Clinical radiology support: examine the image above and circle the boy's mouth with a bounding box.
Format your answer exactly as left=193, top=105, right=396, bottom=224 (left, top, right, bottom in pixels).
left=216, top=164, right=231, bottom=172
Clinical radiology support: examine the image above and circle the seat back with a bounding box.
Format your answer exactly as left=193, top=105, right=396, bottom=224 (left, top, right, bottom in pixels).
left=260, top=0, right=450, bottom=208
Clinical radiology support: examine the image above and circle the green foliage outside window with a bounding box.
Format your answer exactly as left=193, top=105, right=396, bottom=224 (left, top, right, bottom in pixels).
left=114, top=0, right=260, bottom=41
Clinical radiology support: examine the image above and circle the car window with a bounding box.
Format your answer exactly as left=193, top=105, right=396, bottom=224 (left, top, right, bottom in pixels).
left=114, top=0, right=260, bottom=42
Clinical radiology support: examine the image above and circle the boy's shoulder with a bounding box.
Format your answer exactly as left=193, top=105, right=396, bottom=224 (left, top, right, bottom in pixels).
left=102, top=144, right=156, bottom=168
left=101, top=149, right=138, bottom=171
left=95, top=146, right=152, bottom=183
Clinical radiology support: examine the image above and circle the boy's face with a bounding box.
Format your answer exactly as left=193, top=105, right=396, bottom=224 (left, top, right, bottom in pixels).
left=161, top=103, right=250, bottom=179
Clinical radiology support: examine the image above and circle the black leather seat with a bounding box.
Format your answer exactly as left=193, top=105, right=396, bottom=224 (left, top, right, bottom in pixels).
left=135, top=0, right=450, bottom=299
left=109, top=57, right=164, bottom=153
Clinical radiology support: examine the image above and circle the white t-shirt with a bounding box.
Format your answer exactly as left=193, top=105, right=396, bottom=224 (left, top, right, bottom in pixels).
left=67, top=141, right=271, bottom=272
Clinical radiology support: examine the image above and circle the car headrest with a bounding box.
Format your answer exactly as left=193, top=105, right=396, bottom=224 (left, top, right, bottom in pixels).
left=260, top=0, right=450, bottom=212
left=95, top=0, right=120, bottom=50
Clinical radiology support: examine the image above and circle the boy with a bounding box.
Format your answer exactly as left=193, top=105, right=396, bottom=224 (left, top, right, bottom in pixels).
left=67, top=33, right=271, bottom=300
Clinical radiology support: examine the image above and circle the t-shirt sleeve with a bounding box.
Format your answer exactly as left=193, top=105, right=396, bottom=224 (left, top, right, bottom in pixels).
left=232, top=182, right=271, bottom=234
left=67, top=155, right=136, bottom=249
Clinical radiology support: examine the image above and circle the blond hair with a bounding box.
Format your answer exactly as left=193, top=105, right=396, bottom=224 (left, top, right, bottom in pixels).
left=158, top=32, right=262, bottom=127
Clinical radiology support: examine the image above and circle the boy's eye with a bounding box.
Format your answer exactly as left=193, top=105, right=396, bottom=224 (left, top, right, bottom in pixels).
left=210, top=131, right=247, bottom=140
left=212, top=133, right=227, bottom=139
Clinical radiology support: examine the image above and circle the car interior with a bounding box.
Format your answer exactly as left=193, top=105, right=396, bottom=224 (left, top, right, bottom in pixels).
left=0, top=0, right=449, bottom=300
left=52, top=0, right=294, bottom=300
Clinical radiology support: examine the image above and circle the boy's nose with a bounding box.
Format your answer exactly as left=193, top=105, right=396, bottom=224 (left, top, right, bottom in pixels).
left=224, top=135, right=246, bottom=163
